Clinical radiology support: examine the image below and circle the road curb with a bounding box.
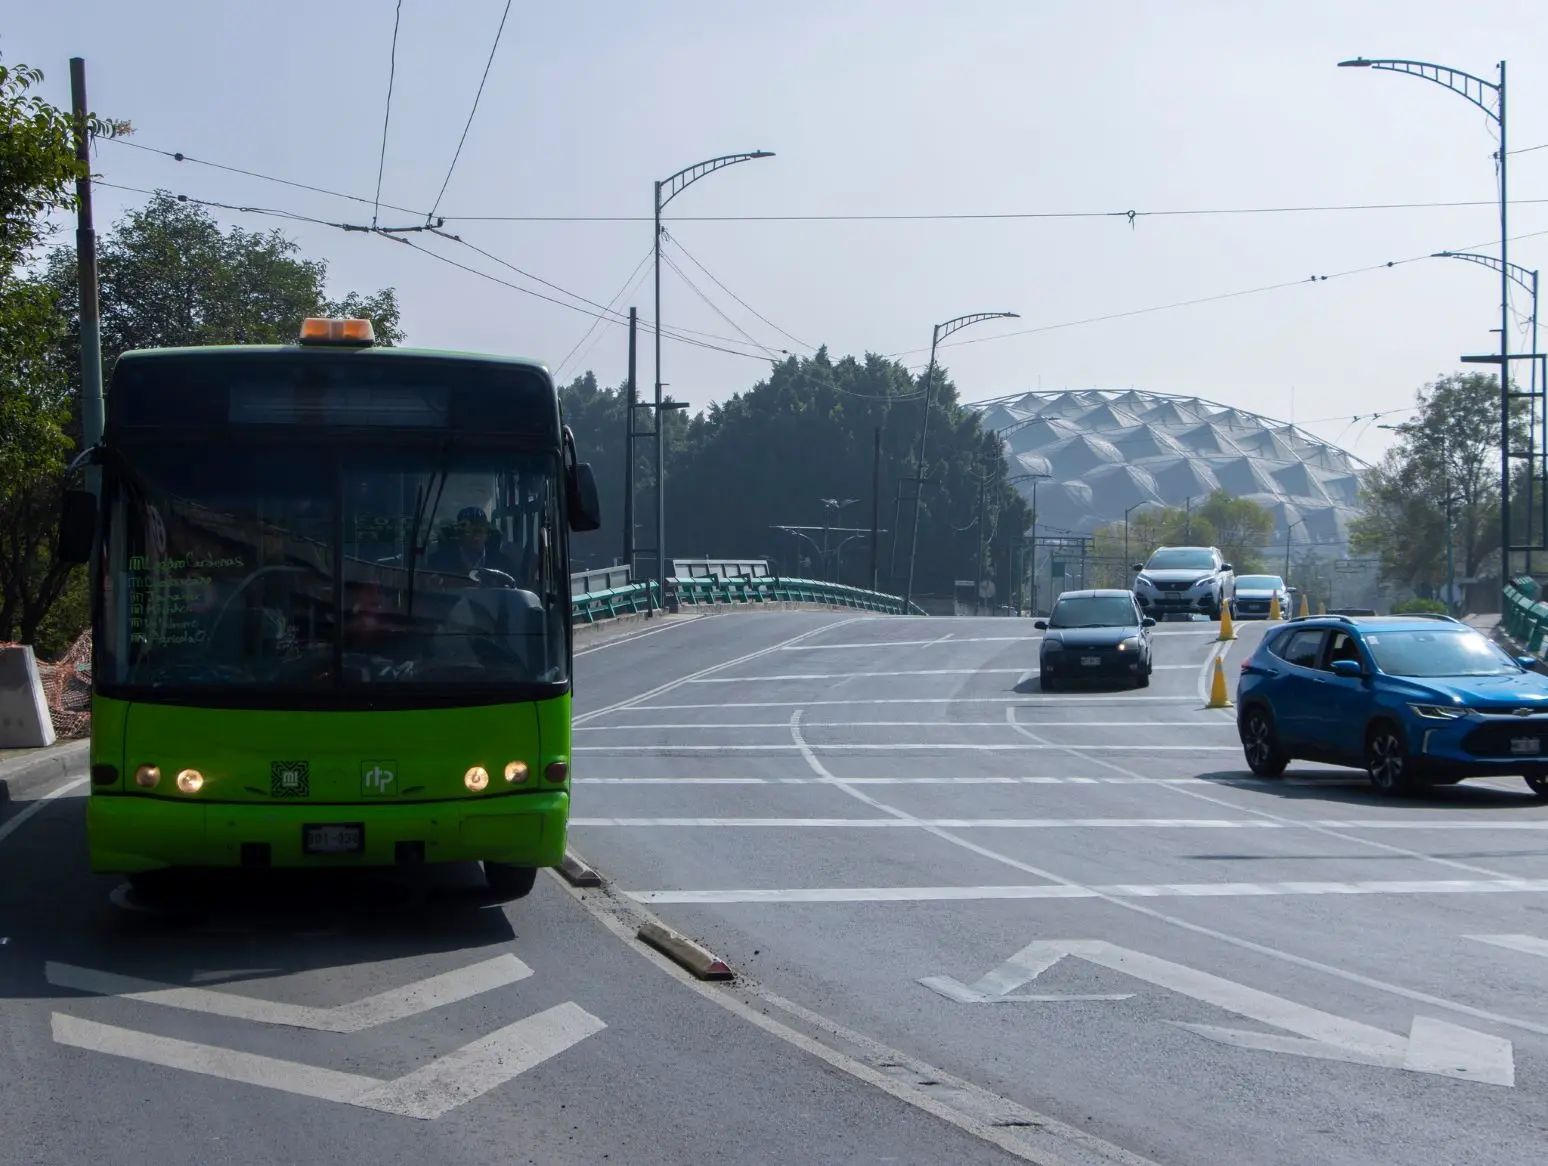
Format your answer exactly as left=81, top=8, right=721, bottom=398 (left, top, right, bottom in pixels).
left=636, top=922, right=734, bottom=980
left=559, top=851, right=603, bottom=887
left=0, top=738, right=90, bottom=803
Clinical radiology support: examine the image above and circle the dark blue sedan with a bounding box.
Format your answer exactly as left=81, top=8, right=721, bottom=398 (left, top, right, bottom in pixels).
left=1036, top=589, right=1156, bottom=690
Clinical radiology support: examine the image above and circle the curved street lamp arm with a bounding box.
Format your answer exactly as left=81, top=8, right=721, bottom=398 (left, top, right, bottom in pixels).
left=1432, top=251, right=1538, bottom=296
left=657, top=152, right=776, bottom=212
left=1338, top=58, right=1500, bottom=121
left=935, top=311, right=1020, bottom=344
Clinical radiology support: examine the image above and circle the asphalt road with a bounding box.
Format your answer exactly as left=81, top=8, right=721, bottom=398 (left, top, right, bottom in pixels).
left=8, top=609, right=1548, bottom=1165
left=568, top=611, right=1548, bottom=1166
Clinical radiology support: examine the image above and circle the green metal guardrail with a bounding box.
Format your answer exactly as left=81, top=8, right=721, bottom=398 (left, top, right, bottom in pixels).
left=1503, top=577, right=1548, bottom=653
left=570, top=575, right=925, bottom=623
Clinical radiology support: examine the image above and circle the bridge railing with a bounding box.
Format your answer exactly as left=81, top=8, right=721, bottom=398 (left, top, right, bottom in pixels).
left=569, top=570, right=924, bottom=623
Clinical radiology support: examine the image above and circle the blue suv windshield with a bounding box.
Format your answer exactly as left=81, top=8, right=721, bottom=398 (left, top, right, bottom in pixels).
left=1365, top=628, right=1519, bottom=678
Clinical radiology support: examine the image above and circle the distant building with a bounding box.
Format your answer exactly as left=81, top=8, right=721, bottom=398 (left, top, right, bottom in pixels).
left=969, top=389, right=1365, bottom=556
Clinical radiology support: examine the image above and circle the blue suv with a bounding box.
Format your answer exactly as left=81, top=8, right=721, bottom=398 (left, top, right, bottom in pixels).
left=1235, top=613, right=1548, bottom=797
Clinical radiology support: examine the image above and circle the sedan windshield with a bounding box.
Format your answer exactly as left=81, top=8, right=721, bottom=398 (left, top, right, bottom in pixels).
left=1235, top=575, right=1284, bottom=590
left=1364, top=629, right=1521, bottom=678
left=1049, top=596, right=1141, bottom=628
left=100, top=441, right=568, bottom=699
left=1145, top=549, right=1215, bottom=571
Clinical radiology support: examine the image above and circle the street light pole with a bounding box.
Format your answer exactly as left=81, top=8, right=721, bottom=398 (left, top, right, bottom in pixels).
left=1123, top=501, right=1150, bottom=572
left=1432, top=251, right=1540, bottom=568
left=1340, top=55, right=1510, bottom=599
left=651, top=150, right=775, bottom=596
left=902, top=310, right=1019, bottom=610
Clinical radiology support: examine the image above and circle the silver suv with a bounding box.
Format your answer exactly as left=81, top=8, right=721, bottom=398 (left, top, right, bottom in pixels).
left=1132, top=546, right=1234, bottom=620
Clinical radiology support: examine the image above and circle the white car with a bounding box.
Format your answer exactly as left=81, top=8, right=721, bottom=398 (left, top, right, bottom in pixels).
left=1229, top=574, right=1292, bottom=619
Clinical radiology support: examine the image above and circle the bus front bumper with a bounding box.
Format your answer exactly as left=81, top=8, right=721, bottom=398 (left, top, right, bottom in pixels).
left=87, top=791, right=569, bottom=874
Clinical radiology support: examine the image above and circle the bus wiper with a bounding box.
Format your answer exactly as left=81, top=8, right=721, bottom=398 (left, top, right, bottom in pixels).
left=404, top=446, right=451, bottom=621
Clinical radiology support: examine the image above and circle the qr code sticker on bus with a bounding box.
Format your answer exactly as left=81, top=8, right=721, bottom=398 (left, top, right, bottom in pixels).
left=271, top=760, right=311, bottom=798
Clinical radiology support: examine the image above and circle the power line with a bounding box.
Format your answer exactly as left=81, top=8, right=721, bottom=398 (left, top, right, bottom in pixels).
left=660, top=247, right=785, bottom=360
left=666, top=234, right=814, bottom=351
left=371, top=0, right=405, bottom=230
left=442, top=196, right=1548, bottom=223
left=425, top=0, right=513, bottom=223
left=383, top=233, right=775, bottom=362
left=91, top=139, right=1548, bottom=223
left=104, top=139, right=427, bottom=217
left=555, top=247, right=653, bottom=380
left=891, top=224, right=1548, bottom=363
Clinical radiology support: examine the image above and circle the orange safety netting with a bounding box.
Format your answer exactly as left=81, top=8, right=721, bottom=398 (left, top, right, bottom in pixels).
left=0, top=630, right=92, bottom=739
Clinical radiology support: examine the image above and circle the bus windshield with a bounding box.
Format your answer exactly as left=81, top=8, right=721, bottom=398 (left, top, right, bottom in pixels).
left=100, top=441, right=569, bottom=699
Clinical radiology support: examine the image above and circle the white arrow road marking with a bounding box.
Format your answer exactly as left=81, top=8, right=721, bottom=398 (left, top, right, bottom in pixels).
left=1469, top=934, right=1548, bottom=960
left=920, top=939, right=1514, bottom=1087
left=45, top=954, right=532, bottom=1032
left=52, top=1003, right=605, bottom=1120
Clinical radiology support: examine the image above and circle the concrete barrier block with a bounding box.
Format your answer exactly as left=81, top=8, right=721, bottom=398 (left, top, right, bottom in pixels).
left=0, top=645, right=57, bottom=749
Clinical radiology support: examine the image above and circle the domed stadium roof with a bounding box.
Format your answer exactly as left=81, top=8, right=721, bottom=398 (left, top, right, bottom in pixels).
left=970, top=390, right=1366, bottom=551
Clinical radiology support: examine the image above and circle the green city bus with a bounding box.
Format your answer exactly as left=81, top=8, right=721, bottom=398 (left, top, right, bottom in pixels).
left=56, top=316, right=602, bottom=900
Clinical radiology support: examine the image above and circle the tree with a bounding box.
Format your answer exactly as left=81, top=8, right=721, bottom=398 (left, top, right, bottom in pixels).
left=1350, top=372, right=1525, bottom=597
left=560, top=348, right=1030, bottom=598
left=0, top=54, right=126, bottom=652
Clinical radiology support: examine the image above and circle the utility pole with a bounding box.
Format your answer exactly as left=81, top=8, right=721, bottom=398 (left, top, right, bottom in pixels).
left=870, top=427, right=882, bottom=592
left=70, top=58, right=104, bottom=471
left=623, top=306, right=636, bottom=572
left=974, top=460, right=987, bottom=615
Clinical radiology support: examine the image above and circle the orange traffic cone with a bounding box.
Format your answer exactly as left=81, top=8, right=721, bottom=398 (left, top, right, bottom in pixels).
left=1206, top=656, right=1233, bottom=709
left=1217, top=604, right=1237, bottom=641
left=1298, top=592, right=1310, bottom=618
left=1268, top=594, right=1282, bottom=620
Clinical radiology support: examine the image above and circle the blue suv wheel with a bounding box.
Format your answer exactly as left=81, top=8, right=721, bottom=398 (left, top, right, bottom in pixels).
left=1239, top=706, right=1287, bottom=777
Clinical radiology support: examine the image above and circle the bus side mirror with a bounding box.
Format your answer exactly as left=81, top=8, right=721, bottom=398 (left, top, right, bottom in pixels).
left=568, top=462, right=602, bottom=532
left=57, top=489, right=97, bottom=564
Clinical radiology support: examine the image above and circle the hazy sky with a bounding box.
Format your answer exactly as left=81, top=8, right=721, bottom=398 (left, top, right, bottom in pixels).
left=9, top=1, right=1547, bottom=465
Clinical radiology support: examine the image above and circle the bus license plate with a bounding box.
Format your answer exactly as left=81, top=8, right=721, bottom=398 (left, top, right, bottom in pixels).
left=303, top=823, right=364, bottom=854
left=1081, top=656, right=1101, bottom=666
left=1511, top=737, right=1541, bottom=755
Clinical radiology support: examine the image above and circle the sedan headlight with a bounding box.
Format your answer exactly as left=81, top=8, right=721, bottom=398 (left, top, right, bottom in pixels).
left=1409, top=703, right=1465, bottom=720
left=1116, top=637, right=1140, bottom=652
left=1043, top=640, right=1064, bottom=652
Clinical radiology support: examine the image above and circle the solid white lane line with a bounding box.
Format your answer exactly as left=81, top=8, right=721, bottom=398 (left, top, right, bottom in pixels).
left=575, top=614, right=704, bottom=655
left=688, top=666, right=1197, bottom=683
left=1469, top=934, right=1548, bottom=959
left=595, top=697, right=1201, bottom=710
left=1006, top=708, right=1527, bottom=883
left=574, top=616, right=865, bottom=725
left=0, top=776, right=87, bottom=849
left=573, top=720, right=1237, bottom=731
left=574, top=745, right=1242, bottom=755
left=779, top=707, right=1548, bottom=1041
left=574, top=776, right=1289, bottom=786
left=572, top=816, right=1548, bottom=830
left=781, top=636, right=1043, bottom=649
left=626, top=878, right=1548, bottom=905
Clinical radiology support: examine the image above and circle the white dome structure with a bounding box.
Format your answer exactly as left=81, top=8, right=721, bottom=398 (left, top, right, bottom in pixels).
left=971, top=389, right=1365, bottom=551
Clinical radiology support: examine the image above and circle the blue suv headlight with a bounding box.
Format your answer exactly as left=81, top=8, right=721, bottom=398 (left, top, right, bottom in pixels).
left=1409, top=703, right=1466, bottom=720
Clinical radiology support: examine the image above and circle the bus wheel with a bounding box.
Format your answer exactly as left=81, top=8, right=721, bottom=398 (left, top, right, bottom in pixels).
left=483, top=862, right=538, bottom=900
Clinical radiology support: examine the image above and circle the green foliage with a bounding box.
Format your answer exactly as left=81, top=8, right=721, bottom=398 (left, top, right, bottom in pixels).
left=0, top=53, right=124, bottom=645
left=1092, top=491, right=1273, bottom=580
left=1392, top=596, right=1448, bottom=615
left=561, top=349, right=1031, bottom=598
left=1350, top=372, right=1523, bottom=595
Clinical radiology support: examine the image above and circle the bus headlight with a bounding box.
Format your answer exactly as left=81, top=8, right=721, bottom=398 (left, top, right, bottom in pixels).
left=176, top=769, right=204, bottom=794
left=464, top=766, right=490, bottom=792
left=134, top=765, right=161, bottom=789
left=504, top=761, right=530, bottom=784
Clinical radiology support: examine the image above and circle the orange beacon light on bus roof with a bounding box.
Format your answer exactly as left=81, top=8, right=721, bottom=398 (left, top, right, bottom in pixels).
left=298, top=317, right=376, bottom=346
